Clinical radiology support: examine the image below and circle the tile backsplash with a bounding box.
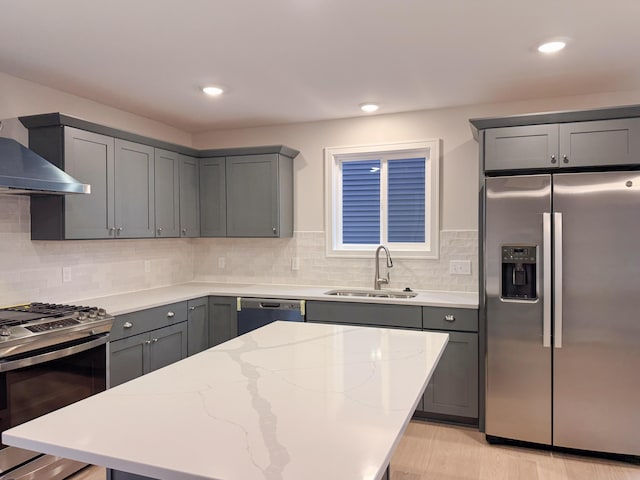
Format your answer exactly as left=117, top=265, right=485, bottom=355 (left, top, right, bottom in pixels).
left=0, top=197, right=477, bottom=306
left=192, top=230, right=478, bottom=292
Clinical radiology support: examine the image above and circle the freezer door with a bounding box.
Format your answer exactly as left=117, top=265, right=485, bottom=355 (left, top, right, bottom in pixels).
left=553, top=171, right=640, bottom=455
left=485, top=175, right=552, bottom=444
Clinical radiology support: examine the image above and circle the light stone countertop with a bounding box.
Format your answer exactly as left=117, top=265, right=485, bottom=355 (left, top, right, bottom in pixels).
left=71, top=281, right=478, bottom=316
left=3, top=321, right=449, bottom=480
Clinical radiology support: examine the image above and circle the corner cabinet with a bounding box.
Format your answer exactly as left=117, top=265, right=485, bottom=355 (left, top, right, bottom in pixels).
left=484, top=117, right=640, bottom=171
left=200, top=151, right=295, bottom=238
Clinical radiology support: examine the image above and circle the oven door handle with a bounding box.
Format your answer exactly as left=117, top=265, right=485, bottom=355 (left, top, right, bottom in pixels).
left=0, top=335, right=108, bottom=373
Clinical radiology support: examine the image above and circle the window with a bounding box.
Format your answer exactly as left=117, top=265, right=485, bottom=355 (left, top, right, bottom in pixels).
left=324, top=140, right=439, bottom=258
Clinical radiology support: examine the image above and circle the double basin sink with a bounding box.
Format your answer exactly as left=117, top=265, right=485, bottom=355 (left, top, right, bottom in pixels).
left=324, top=289, right=417, bottom=299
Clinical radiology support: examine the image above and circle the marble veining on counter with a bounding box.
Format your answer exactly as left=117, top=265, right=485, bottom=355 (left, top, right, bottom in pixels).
left=71, top=281, right=479, bottom=316
left=3, top=322, right=448, bottom=480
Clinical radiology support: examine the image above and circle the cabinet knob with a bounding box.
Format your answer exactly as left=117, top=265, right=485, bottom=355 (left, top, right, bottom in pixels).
left=563, top=154, right=569, bottom=164
left=189, top=306, right=195, bottom=311
left=272, top=227, right=277, bottom=234
left=157, top=227, right=163, bottom=235
left=167, top=311, right=175, bottom=318
left=109, top=227, right=116, bottom=235
left=123, top=322, right=133, bottom=329
left=144, top=340, right=151, bottom=345
left=117, top=227, right=123, bottom=236
left=550, top=155, right=556, bottom=164
left=444, top=314, right=456, bottom=322
left=152, top=338, right=158, bottom=343
left=182, top=228, right=187, bottom=235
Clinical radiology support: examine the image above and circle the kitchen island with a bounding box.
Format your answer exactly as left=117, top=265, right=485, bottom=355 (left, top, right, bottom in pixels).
left=3, top=321, right=448, bottom=480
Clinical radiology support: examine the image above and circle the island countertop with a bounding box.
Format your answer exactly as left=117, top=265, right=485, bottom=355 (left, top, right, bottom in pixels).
left=3, top=322, right=448, bottom=480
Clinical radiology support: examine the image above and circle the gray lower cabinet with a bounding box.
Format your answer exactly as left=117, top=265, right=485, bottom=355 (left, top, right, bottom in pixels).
left=179, top=155, right=200, bottom=237
left=484, top=117, right=640, bottom=171
left=418, top=307, right=479, bottom=423
left=209, top=296, right=238, bottom=346
left=108, top=302, right=188, bottom=387
left=187, top=297, right=209, bottom=355
left=154, top=148, right=180, bottom=237
left=199, top=157, right=227, bottom=237
left=305, top=301, right=422, bottom=329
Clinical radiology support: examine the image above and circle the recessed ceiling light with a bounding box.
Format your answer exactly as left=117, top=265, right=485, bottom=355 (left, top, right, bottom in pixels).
left=537, top=41, right=566, bottom=53
left=360, top=103, right=379, bottom=113
left=202, top=86, right=224, bottom=96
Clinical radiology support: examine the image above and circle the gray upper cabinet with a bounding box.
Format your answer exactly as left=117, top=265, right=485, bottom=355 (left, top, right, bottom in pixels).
left=485, top=124, right=559, bottom=171
left=226, top=154, right=293, bottom=237
left=179, top=155, right=200, bottom=237
left=484, top=117, right=640, bottom=172
left=22, top=113, right=298, bottom=240
left=114, top=139, right=155, bottom=238
left=199, top=157, right=227, bottom=237
left=63, top=127, right=115, bottom=239
left=559, top=118, right=640, bottom=168
left=154, top=149, right=180, bottom=238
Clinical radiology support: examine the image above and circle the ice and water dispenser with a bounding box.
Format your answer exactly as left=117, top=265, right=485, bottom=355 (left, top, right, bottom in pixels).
left=501, top=245, right=537, bottom=300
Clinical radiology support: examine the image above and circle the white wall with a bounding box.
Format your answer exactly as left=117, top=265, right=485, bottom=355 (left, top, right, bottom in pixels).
left=1, top=70, right=640, bottom=303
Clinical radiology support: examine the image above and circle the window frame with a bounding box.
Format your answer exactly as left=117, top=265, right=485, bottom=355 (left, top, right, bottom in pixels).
left=324, top=140, right=440, bottom=259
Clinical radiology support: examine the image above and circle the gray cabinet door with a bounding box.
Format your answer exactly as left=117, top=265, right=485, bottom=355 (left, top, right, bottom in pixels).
left=209, top=296, right=237, bottom=346
left=147, top=322, right=188, bottom=373
left=114, top=139, right=155, bottom=238
left=422, top=331, right=478, bottom=419
left=305, top=301, right=422, bottom=330
left=199, top=157, right=227, bottom=237
left=187, top=297, right=209, bottom=356
left=154, top=149, right=180, bottom=237
left=179, top=155, right=200, bottom=237
left=226, top=154, right=278, bottom=237
left=64, top=127, right=115, bottom=239
left=559, top=118, right=640, bottom=168
left=109, top=333, right=148, bottom=387
left=485, top=124, right=559, bottom=171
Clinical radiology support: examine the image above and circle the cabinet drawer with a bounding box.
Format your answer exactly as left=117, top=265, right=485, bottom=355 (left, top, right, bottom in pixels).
left=110, top=302, right=188, bottom=341
left=306, top=301, right=422, bottom=329
left=422, top=307, right=478, bottom=332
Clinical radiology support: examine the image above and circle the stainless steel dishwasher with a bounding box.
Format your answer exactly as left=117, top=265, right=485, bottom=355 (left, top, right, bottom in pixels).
left=237, top=298, right=305, bottom=335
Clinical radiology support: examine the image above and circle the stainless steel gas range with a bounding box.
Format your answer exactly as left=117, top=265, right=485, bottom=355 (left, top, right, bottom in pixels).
left=0, top=302, right=114, bottom=480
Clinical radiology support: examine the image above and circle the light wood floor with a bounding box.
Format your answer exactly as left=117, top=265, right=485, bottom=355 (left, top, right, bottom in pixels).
left=68, top=420, right=640, bottom=480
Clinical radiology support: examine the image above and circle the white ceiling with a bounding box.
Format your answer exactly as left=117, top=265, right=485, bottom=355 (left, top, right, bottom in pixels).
left=1, top=0, right=639, bottom=132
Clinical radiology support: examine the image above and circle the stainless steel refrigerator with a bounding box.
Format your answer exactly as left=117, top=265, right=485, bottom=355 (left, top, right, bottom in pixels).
left=484, top=171, right=640, bottom=456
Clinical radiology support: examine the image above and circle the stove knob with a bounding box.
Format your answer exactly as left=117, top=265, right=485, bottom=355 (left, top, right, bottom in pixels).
left=97, top=308, right=107, bottom=317
left=78, top=312, right=88, bottom=321
left=0, top=328, right=11, bottom=337
left=88, top=311, right=97, bottom=319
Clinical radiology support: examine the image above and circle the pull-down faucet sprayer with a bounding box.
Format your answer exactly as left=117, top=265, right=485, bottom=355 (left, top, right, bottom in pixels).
left=374, top=245, right=393, bottom=290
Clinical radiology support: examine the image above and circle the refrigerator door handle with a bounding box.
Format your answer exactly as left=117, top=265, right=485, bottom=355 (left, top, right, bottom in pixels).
left=554, top=212, right=563, bottom=348
left=542, top=212, right=552, bottom=347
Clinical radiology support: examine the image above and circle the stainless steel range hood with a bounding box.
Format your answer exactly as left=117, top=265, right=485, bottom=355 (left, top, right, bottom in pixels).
left=0, top=137, right=90, bottom=195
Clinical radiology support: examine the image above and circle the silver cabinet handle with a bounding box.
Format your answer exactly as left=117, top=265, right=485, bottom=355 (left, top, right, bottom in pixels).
left=123, top=322, right=133, bottom=329
left=444, top=314, right=455, bottom=322
left=563, top=154, right=569, bottom=164
left=542, top=212, right=552, bottom=348
left=550, top=155, right=556, bottom=164
left=167, top=311, right=175, bottom=318
left=554, top=212, right=563, bottom=348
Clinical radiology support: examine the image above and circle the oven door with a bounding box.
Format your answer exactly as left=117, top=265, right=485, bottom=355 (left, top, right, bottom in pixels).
left=0, top=334, right=107, bottom=478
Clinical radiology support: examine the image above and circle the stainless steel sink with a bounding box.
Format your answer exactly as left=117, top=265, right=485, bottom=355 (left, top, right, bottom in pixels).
left=324, top=289, right=418, bottom=299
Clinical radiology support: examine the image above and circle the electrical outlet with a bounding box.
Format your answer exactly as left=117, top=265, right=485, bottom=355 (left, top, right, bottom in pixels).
left=450, top=260, right=472, bottom=275
left=62, top=267, right=72, bottom=283
left=144, top=260, right=151, bottom=273
left=291, top=257, right=300, bottom=271
left=218, top=257, right=226, bottom=269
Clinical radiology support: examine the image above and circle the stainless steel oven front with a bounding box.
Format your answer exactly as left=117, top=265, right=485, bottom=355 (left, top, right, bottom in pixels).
left=0, top=302, right=113, bottom=480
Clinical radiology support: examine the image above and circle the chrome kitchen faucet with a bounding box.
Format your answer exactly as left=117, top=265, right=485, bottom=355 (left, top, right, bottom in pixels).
left=374, top=245, right=393, bottom=290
